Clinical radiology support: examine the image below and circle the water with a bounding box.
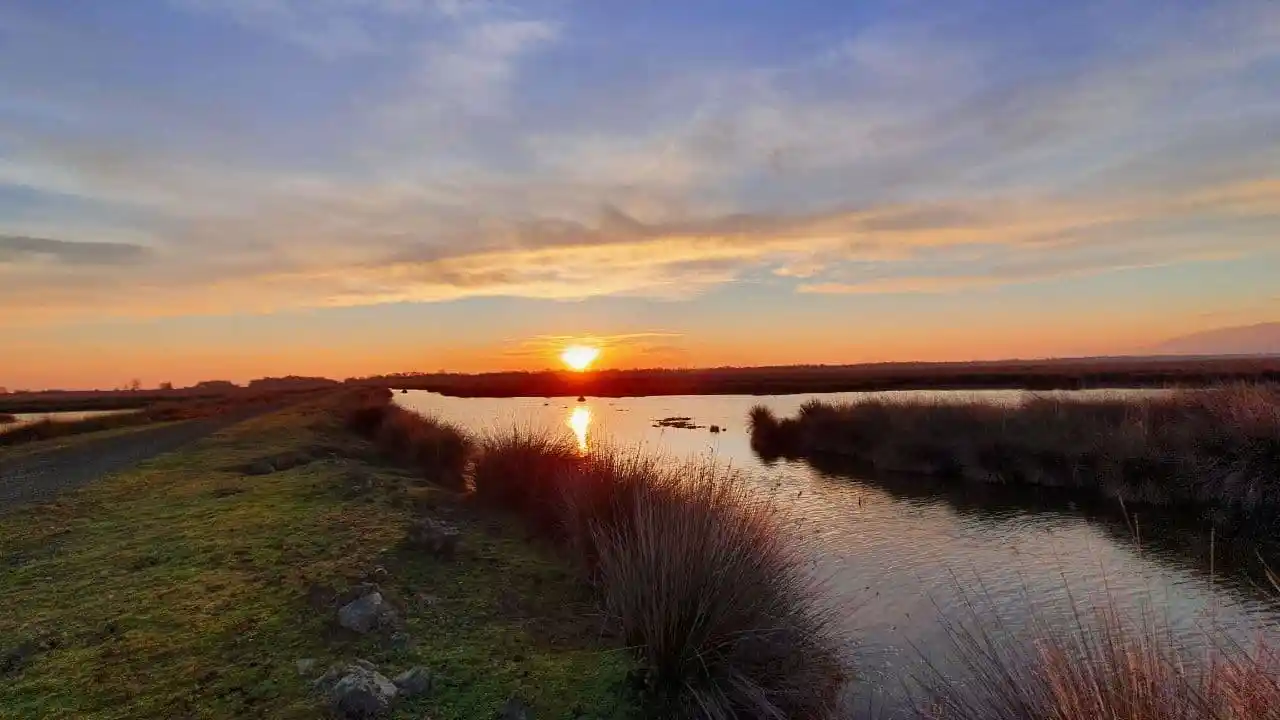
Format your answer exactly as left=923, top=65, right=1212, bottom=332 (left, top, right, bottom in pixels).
left=395, top=389, right=1280, bottom=714
left=0, top=409, right=135, bottom=432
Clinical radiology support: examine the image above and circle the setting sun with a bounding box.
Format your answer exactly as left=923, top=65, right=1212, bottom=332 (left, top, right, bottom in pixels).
left=560, top=345, right=601, bottom=372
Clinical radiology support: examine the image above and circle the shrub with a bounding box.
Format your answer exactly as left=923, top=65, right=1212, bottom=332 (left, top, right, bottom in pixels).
left=750, top=385, right=1280, bottom=524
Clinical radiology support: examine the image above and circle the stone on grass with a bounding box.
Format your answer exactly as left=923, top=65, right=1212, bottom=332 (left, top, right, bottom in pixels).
left=407, top=518, right=461, bottom=560
left=393, top=666, right=433, bottom=697
left=337, top=590, right=398, bottom=634
left=329, top=664, right=398, bottom=718
left=296, top=658, right=317, bottom=676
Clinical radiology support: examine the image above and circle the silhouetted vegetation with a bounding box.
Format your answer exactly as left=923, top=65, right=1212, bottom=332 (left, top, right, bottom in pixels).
left=750, top=385, right=1280, bottom=531
left=0, top=377, right=337, bottom=415
left=908, top=592, right=1280, bottom=720
left=340, top=388, right=472, bottom=489
left=364, top=356, right=1280, bottom=398
left=339, top=393, right=846, bottom=718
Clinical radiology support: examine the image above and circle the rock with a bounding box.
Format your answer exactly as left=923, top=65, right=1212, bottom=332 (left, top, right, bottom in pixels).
left=296, top=658, right=317, bottom=676
left=393, top=666, right=433, bottom=697
left=406, top=518, right=461, bottom=560
left=499, top=696, right=534, bottom=720
left=338, top=591, right=398, bottom=634
left=353, top=658, right=378, bottom=672
left=329, top=664, right=398, bottom=718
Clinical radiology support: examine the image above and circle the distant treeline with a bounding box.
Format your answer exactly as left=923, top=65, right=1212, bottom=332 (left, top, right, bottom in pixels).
left=368, top=356, right=1280, bottom=398
left=0, top=376, right=340, bottom=414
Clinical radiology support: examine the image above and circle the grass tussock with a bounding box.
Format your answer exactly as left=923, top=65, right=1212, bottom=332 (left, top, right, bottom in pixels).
left=751, top=385, right=1280, bottom=519
left=471, top=427, right=847, bottom=719
left=910, top=598, right=1280, bottom=720
left=471, top=427, right=581, bottom=531
left=340, top=389, right=472, bottom=489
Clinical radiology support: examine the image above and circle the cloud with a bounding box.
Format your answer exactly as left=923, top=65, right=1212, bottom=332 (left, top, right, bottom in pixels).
left=499, top=332, right=691, bottom=368
left=173, top=0, right=455, bottom=58
left=2, top=0, right=1278, bottom=325
left=502, top=332, right=684, bottom=357
left=0, top=235, right=151, bottom=266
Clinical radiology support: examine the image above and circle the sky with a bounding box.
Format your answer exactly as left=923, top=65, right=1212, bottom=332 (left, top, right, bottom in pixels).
left=1, top=0, right=1278, bottom=389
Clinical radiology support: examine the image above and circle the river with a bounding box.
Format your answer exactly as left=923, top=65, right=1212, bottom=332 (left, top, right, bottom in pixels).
left=394, top=389, right=1280, bottom=714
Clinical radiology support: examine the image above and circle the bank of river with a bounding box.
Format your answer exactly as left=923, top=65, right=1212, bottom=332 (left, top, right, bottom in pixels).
left=396, top=389, right=1280, bottom=714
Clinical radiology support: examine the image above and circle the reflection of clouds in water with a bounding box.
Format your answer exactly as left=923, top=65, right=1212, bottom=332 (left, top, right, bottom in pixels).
left=568, top=406, right=591, bottom=453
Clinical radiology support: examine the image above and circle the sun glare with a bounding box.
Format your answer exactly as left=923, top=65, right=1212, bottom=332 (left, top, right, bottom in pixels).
left=560, top=344, right=600, bottom=372
left=568, top=406, right=591, bottom=453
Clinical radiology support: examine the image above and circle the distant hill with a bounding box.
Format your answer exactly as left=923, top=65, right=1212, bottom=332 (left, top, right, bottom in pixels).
left=1153, top=323, right=1280, bottom=356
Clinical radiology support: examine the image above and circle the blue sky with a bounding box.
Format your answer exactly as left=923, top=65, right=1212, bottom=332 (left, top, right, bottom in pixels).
left=1, top=0, right=1278, bottom=387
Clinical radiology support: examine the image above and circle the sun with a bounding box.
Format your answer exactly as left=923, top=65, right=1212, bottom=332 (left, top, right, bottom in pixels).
left=560, top=344, right=600, bottom=372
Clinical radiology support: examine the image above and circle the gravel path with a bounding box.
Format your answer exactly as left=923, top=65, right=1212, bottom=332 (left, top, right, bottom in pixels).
left=0, top=410, right=267, bottom=511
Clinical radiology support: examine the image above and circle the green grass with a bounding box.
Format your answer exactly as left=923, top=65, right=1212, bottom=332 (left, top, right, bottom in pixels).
left=0, top=401, right=635, bottom=719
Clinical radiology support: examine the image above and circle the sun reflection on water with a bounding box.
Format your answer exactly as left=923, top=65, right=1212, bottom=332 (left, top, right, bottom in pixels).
left=567, top=406, right=591, bottom=453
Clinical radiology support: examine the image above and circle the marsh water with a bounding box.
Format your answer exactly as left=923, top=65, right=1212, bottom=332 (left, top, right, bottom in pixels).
left=0, top=409, right=135, bottom=432
left=395, top=389, right=1280, bottom=714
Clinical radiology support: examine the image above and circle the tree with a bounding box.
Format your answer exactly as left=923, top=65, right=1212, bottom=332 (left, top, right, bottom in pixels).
left=126, top=378, right=142, bottom=392
left=159, top=381, right=174, bottom=391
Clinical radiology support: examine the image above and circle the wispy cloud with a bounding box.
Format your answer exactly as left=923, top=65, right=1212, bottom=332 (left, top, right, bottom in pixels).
left=1, top=0, right=1278, bottom=326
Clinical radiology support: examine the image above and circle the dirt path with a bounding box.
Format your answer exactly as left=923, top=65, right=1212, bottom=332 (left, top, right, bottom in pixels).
left=0, top=410, right=269, bottom=511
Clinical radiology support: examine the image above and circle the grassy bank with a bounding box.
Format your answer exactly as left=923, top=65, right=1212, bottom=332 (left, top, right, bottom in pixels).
left=346, top=393, right=847, bottom=718
left=0, top=395, right=634, bottom=718
left=750, top=385, right=1280, bottom=524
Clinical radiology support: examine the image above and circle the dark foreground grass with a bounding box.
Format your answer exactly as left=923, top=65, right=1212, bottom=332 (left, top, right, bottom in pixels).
left=751, top=385, right=1280, bottom=524
left=0, top=397, right=633, bottom=719
left=908, top=593, right=1280, bottom=720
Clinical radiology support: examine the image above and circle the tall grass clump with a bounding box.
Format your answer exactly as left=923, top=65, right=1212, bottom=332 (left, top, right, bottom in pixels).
left=578, top=461, right=845, bottom=718
left=908, top=598, right=1280, bottom=720
left=751, top=385, right=1280, bottom=524
left=473, top=426, right=847, bottom=718
left=470, top=427, right=581, bottom=531
left=340, top=389, right=472, bottom=489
